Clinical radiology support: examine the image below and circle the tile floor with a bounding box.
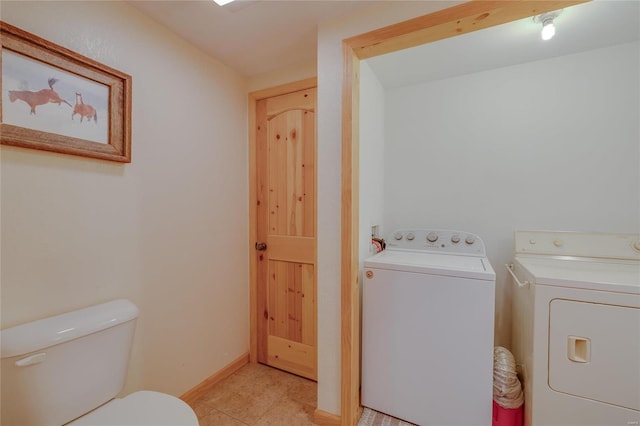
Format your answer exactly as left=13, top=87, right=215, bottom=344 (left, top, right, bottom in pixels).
left=189, top=362, right=318, bottom=425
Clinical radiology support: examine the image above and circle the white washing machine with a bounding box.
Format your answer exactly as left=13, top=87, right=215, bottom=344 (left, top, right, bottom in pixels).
left=362, top=229, right=496, bottom=426
left=509, top=231, right=640, bottom=426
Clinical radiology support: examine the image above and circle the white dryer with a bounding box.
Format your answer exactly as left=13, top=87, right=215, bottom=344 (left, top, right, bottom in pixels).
left=509, top=231, right=640, bottom=426
left=362, top=229, right=496, bottom=426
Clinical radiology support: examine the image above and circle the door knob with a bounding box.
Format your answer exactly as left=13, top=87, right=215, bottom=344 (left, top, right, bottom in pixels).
left=255, top=242, right=267, bottom=251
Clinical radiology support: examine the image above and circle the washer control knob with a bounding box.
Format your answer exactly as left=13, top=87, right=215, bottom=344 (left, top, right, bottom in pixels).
left=633, top=241, right=640, bottom=253
left=451, top=234, right=461, bottom=244
left=393, top=231, right=403, bottom=240
left=465, top=235, right=476, bottom=245
left=553, top=239, right=564, bottom=248
left=426, top=232, right=438, bottom=243
left=406, top=232, right=415, bottom=241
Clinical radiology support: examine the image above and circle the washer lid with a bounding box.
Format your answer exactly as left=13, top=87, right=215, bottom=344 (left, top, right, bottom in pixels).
left=364, top=249, right=495, bottom=281
left=69, top=391, right=198, bottom=426
left=515, top=255, right=640, bottom=294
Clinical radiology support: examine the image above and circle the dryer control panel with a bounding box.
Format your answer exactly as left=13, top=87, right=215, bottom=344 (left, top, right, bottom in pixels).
left=515, top=230, right=640, bottom=261
left=386, top=229, right=487, bottom=256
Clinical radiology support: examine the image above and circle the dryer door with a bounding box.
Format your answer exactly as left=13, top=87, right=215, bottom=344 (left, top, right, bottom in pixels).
left=548, top=299, right=640, bottom=411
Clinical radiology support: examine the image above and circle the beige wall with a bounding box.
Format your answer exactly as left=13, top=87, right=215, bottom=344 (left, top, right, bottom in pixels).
left=1, top=1, right=249, bottom=397
left=247, top=59, right=316, bottom=92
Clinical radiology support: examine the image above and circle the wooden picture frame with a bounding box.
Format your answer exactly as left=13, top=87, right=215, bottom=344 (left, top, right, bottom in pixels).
left=1, top=22, right=132, bottom=163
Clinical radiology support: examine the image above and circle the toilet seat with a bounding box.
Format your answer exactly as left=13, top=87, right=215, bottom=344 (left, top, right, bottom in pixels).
left=68, top=391, right=198, bottom=426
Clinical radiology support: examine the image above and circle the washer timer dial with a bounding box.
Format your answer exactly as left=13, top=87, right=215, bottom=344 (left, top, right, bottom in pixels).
left=426, top=232, right=438, bottom=243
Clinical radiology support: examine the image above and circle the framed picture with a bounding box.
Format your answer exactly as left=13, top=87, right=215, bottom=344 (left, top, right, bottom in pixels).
left=1, top=22, right=132, bottom=163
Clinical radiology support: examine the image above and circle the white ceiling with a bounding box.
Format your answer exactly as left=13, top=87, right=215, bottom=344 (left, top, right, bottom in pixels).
left=128, top=0, right=380, bottom=76
left=366, top=0, right=640, bottom=88
left=129, top=0, right=639, bottom=81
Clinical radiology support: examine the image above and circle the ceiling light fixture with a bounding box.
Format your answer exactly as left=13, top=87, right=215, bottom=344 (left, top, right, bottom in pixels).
left=213, top=0, right=236, bottom=5
left=533, top=10, right=562, bottom=41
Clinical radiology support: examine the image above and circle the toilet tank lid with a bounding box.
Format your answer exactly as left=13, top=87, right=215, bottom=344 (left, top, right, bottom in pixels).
left=1, top=299, right=139, bottom=358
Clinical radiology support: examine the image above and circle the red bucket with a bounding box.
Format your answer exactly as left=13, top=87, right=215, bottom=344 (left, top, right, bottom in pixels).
left=492, top=400, right=523, bottom=426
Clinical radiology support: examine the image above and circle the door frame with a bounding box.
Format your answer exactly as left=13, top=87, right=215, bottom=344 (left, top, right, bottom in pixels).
left=248, top=77, right=318, bottom=364
left=339, top=1, right=587, bottom=424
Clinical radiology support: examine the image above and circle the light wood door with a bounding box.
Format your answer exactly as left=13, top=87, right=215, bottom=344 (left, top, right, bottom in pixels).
left=255, top=87, right=317, bottom=380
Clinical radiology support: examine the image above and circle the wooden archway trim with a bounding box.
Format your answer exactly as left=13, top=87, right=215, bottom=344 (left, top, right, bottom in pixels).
left=340, top=1, right=587, bottom=425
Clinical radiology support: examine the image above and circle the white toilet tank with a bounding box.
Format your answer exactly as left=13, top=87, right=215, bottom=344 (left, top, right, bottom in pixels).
left=1, top=299, right=140, bottom=426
